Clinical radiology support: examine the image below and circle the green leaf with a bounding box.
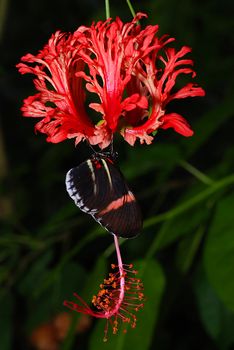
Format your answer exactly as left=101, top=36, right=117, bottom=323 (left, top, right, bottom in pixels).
left=37, top=203, right=83, bottom=237
left=204, top=193, right=234, bottom=312
left=89, top=259, right=165, bottom=350
left=123, top=143, right=181, bottom=179
left=58, top=262, right=87, bottom=301
left=182, top=94, right=234, bottom=157
left=0, top=293, right=13, bottom=350
left=156, top=206, right=208, bottom=251
left=82, top=256, right=108, bottom=298
left=194, top=264, right=234, bottom=350
left=176, top=225, right=205, bottom=274
left=61, top=256, right=107, bottom=350
left=144, top=174, right=234, bottom=233
left=23, top=261, right=86, bottom=333
left=18, top=250, right=54, bottom=298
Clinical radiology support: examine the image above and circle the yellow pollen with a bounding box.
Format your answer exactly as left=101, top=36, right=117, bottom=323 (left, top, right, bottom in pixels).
left=88, top=263, right=145, bottom=340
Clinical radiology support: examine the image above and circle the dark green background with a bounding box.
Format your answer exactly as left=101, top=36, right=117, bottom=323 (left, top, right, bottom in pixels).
left=0, top=0, right=234, bottom=349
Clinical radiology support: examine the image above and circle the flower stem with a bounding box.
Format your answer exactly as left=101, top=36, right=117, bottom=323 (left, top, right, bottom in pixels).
left=113, top=234, right=125, bottom=314
left=105, top=0, right=110, bottom=19
left=114, top=234, right=123, bottom=269
left=179, top=159, right=214, bottom=185
left=126, top=0, right=136, bottom=17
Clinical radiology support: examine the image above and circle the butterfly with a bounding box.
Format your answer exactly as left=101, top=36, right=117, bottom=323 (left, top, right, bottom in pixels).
left=65, top=152, right=142, bottom=238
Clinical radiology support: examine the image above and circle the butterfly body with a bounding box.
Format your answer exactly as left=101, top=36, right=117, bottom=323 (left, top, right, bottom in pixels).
left=65, top=153, right=142, bottom=238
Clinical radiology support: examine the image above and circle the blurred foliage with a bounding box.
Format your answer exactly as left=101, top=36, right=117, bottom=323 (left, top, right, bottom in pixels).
left=0, top=0, right=234, bottom=349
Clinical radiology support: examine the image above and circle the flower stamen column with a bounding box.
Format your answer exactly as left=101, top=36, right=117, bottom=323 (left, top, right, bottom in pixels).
left=64, top=234, right=144, bottom=340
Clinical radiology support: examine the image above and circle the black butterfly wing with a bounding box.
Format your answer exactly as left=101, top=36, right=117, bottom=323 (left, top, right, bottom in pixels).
left=94, top=159, right=142, bottom=238
left=66, top=158, right=111, bottom=215
left=65, top=157, right=142, bottom=238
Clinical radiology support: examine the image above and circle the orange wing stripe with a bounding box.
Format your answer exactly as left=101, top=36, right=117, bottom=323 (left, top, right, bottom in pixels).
left=99, top=191, right=135, bottom=215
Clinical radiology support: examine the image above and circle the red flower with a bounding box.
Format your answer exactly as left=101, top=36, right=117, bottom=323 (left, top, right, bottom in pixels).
left=64, top=235, right=144, bottom=341
left=17, top=13, right=205, bottom=148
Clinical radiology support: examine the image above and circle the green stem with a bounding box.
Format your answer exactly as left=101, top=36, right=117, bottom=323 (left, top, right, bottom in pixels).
left=181, top=225, right=205, bottom=274
left=145, top=221, right=171, bottom=261
left=126, top=0, right=136, bottom=17
left=0, top=235, right=45, bottom=249
left=179, top=160, right=214, bottom=185
left=104, top=173, right=234, bottom=260
left=144, top=174, right=234, bottom=228
left=105, top=0, right=110, bottom=19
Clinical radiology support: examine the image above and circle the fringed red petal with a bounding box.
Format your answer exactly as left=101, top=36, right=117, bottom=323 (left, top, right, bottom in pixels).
left=17, top=12, right=205, bottom=148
